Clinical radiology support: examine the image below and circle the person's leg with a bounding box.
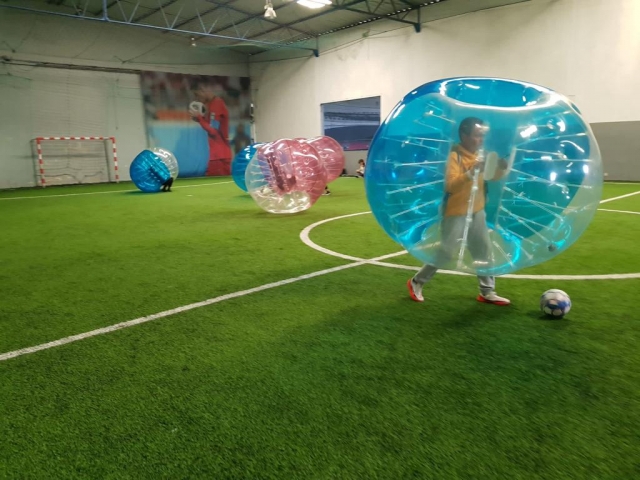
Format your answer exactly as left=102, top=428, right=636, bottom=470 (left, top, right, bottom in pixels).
left=408, top=215, right=464, bottom=302
left=159, top=174, right=168, bottom=192
left=265, top=157, right=287, bottom=192
left=468, top=210, right=509, bottom=305
left=477, top=275, right=496, bottom=297
left=467, top=210, right=493, bottom=295
left=257, top=157, right=274, bottom=185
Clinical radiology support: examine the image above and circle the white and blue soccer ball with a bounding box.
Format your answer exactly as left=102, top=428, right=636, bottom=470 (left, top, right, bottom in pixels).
left=189, top=101, right=206, bottom=116
left=540, top=289, right=571, bottom=318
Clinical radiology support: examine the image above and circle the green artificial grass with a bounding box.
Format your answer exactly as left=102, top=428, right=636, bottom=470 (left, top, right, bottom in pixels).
left=1, top=178, right=639, bottom=479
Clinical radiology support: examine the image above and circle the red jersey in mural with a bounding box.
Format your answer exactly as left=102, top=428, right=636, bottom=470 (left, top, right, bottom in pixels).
left=197, top=96, right=232, bottom=176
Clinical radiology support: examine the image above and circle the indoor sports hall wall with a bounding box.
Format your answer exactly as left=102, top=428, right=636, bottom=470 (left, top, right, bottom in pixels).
left=0, top=9, right=249, bottom=189
left=0, top=67, right=146, bottom=189
left=250, top=0, right=640, bottom=180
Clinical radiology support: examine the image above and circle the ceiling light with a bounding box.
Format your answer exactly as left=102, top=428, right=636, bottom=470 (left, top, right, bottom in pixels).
left=190, top=37, right=197, bottom=47
left=264, top=0, right=276, bottom=18
left=297, top=0, right=331, bottom=9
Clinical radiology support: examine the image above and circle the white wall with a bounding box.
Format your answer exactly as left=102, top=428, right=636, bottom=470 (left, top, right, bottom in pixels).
left=0, top=66, right=147, bottom=189
left=251, top=0, right=640, bottom=147
left=0, top=9, right=250, bottom=189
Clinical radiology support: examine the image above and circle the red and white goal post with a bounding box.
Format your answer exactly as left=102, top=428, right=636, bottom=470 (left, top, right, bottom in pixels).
left=34, top=136, right=120, bottom=188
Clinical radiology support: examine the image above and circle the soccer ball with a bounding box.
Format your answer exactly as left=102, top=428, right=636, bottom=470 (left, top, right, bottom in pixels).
left=189, top=101, right=206, bottom=116
left=540, top=289, right=571, bottom=318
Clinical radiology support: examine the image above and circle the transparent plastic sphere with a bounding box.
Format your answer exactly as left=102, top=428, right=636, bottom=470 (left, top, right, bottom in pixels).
left=130, top=148, right=179, bottom=193
left=245, top=139, right=328, bottom=214
left=365, top=77, right=603, bottom=276
left=232, top=143, right=263, bottom=192
left=303, top=136, right=345, bottom=183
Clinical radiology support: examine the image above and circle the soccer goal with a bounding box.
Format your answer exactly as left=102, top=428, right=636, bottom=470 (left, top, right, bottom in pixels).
left=34, top=136, right=120, bottom=187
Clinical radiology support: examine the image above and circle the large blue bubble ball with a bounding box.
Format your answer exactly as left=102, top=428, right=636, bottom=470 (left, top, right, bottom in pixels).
left=365, top=77, right=603, bottom=276
left=130, top=148, right=179, bottom=193
left=232, top=143, right=263, bottom=192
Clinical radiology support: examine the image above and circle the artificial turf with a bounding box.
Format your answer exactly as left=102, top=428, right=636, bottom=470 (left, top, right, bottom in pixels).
left=1, top=178, right=639, bottom=478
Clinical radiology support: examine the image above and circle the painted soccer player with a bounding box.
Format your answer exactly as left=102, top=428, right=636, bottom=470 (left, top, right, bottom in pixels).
left=190, top=80, right=233, bottom=176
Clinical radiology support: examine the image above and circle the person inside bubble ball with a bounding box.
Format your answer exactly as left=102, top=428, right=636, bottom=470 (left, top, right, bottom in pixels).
left=148, top=164, right=174, bottom=193
left=407, top=117, right=511, bottom=306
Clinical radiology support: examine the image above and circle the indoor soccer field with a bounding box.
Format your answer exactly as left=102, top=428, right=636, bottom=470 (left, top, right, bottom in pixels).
left=2, top=0, right=640, bottom=477
left=1, top=178, right=639, bottom=478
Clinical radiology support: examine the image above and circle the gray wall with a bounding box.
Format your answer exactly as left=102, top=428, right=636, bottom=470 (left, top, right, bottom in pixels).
left=344, top=150, right=367, bottom=175
left=591, top=122, right=640, bottom=182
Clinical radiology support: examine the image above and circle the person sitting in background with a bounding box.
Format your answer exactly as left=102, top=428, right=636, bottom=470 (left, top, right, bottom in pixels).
left=356, top=159, right=366, bottom=177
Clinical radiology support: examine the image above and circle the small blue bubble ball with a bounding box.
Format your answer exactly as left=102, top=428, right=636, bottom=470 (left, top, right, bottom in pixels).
left=365, top=77, right=603, bottom=276
left=232, top=143, right=263, bottom=192
left=130, top=148, right=179, bottom=193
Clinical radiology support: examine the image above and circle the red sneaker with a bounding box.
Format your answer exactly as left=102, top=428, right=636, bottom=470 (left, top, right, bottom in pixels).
left=407, top=278, right=424, bottom=302
left=477, top=293, right=511, bottom=306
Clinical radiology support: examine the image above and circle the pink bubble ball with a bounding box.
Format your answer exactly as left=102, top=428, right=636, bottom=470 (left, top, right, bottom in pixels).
left=303, top=136, right=345, bottom=183
left=246, top=139, right=328, bottom=214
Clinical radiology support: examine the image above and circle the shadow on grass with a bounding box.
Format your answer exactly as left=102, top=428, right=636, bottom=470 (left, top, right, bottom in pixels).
left=124, top=190, right=156, bottom=196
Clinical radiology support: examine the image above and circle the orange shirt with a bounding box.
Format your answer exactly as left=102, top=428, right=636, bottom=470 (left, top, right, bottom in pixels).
left=444, top=145, right=485, bottom=217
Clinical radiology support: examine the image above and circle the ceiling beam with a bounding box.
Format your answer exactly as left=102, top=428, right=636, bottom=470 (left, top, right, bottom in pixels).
left=310, top=0, right=450, bottom=37
left=203, top=0, right=316, bottom=38
left=245, top=0, right=369, bottom=41
left=172, top=5, right=221, bottom=29
left=0, top=3, right=316, bottom=52
left=94, top=0, right=117, bottom=17
left=132, top=0, right=180, bottom=23
left=333, top=4, right=420, bottom=29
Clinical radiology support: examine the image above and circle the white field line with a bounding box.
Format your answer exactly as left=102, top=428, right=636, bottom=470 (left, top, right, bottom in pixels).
left=2, top=188, right=639, bottom=362
left=299, top=211, right=640, bottom=281
left=600, top=190, right=640, bottom=204
left=598, top=208, right=640, bottom=215
left=0, top=181, right=234, bottom=201
left=0, top=250, right=403, bottom=363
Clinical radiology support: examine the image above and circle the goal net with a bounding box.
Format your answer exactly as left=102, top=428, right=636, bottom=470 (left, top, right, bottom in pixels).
left=34, top=136, right=120, bottom=187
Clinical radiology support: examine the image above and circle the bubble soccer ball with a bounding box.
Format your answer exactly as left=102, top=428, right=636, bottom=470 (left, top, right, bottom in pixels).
left=245, top=139, right=327, bottom=214
left=540, top=289, right=571, bottom=318
left=365, top=77, right=603, bottom=276
left=130, top=148, right=179, bottom=193
left=304, top=136, right=345, bottom=183
left=232, top=143, right=263, bottom=192
left=189, top=101, right=206, bottom=116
